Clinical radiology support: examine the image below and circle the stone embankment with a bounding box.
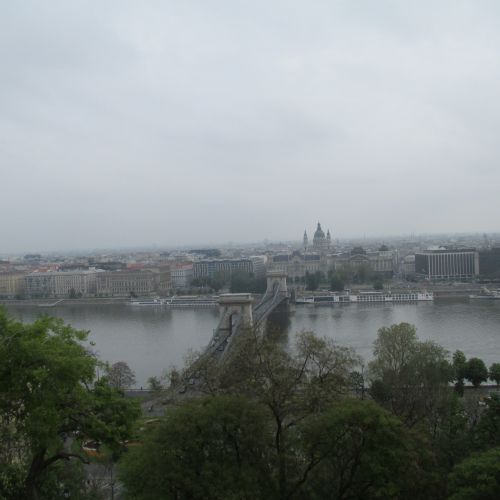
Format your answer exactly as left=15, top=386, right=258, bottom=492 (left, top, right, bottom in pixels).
left=0, top=297, right=131, bottom=306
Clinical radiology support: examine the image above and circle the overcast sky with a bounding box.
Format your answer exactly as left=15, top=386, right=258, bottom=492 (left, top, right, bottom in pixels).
left=1, top=1, right=500, bottom=252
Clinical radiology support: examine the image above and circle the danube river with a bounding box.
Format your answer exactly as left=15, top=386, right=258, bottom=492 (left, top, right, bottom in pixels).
left=6, top=300, right=500, bottom=387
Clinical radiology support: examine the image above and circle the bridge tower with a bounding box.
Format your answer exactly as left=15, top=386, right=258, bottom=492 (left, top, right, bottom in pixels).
left=266, top=270, right=288, bottom=295
left=217, top=293, right=254, bottom=336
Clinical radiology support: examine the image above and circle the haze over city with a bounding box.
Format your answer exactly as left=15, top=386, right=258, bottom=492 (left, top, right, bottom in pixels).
left=2, top=1, right=500, bottom=253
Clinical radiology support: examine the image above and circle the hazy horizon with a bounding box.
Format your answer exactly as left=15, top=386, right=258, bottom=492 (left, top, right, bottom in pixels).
left=2, top=1, right=500, bottom=253
left=2, top=229, right=498, bottom=257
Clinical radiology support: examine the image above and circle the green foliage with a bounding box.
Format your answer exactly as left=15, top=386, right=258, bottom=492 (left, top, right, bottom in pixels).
left=465, top=357, right=488, bottom=388
left=453, top=350, right=467, bottom=395
left=373, top=280, right=384, bottom=290
left=105, top=361, right=136, bottom=390
left=207, top=272, right=226, bottom=292
left=434, top=397, right=472, bottom=470
left=0, top=308, right=140, bottom=499
left=119, top=396, right=275, bottom=499
left=370, top=322, right=418, bottom=376
left=335, top=263, right=354, bottom=284
left=305, top=271, right=322, bottom=291
left=301, top=400, right=436, bottom=499
left=369, top=323, right=453, bottom=426
left=174, top=329, right=361, bottom=498
left=489, top=363, right=500, bottom=385
left=147, top=376, right=163, bottom=392
left=474, top=394, right=500, bottom=450
left=120, top=395, right=438, bottom=500
left=229, top=271, right=266, bottom=293
left=354, top=262, right=372, bottom=283
left=330, top=273, right=345, bottom=292
left=448, top=447, right=500, bottom=500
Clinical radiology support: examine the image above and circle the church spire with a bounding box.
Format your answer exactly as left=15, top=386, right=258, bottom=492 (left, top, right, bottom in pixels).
left=303, top=229, right=308, bottom=251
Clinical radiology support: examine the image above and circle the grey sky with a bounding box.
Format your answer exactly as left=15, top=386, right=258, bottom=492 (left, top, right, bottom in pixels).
left=1, top=1, right=500, bottom=252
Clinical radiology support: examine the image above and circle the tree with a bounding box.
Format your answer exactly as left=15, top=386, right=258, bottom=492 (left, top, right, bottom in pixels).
left=147, top=376, right=163, bottom=392
left=448, top=447, right=500, bottom=500
left=229, top=271, right=267, bottom=294
left=464, top=358, right=488, bottom=388
left=354, top=263, right=372, bottom=284
left=474, top=394, right=500, bottom=450
left=305, top=271, right=322, bottom=291
left=0, top=308, right=140, bottom=499
left=489, top=363, right=500, bottom=385
left=373, top=280, right=384, bottom=290
left=119, top=396, right=275, bottom=499
left=301, top=400, right=436, bottom=499
left=368, top=323, right=453, bottom=427
left=177, top=328, right=360, bottom=499
left=453, top=350, right=467, bottom=396
left=106, top=361, right=136, bottom=390
left=370, top=323, right=418, bottom=376
left=330, top=273, right=344, bottom=292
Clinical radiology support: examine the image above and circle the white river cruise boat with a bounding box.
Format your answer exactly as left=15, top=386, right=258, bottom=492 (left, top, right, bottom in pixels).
left=129, top=296, right=219, bottom=308
left=296, top=291, right=434, bottom=305
left=129, top=297, right=163, bottom=306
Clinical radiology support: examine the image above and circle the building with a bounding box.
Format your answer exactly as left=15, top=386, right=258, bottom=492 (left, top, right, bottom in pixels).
left=401, top=255, right=416, bottom=277
left=478, top=248, right=500, bottom=278
left=53, top=270, right=97, bottom=297
left=249, top=256, right=267, bottom=277
left=25, top=270, right=98, bottom=298
left=96, top=270, right=157, bottom=297
left=193, top=259, right=253, bottom=280
left=415, top=249, right=479, bottom=280
left=148, top=265, right=172, bottom=294
left=305, top=222, right=332, bottom=254
left=366, top=251, right=396, bottom=276
left=269, top=251, right=326, bottom=280
left=0, top=272, right=25, bottom=298
left=171, top=264, right=193, bottom=289
left=25, top=272, right=55, bottom=298
left=332, top=250, right=396, bottom=279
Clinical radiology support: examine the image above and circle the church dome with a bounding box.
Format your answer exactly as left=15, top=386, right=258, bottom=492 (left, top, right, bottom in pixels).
left=314, top=222, right=325, bottom=239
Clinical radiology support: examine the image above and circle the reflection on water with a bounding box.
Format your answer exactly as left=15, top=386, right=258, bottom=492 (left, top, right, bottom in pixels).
left=5, top=300, right=500, bottom=387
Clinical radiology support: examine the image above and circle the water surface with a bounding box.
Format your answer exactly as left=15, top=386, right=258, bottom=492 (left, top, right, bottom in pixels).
left=6, top=300, right=500, bottom=386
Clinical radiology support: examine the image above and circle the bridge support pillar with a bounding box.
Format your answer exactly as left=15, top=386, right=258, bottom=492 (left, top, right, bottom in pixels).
left=218, top=293, right=254, bottom=335
left=266, top=270, right=288, bottom=295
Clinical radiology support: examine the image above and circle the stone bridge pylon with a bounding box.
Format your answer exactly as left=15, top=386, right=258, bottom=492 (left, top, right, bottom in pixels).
left=265, top=270, right=288, bottom=296
left=217, top=293, right=254, bottom=336
left=206, top=273, right=288, bottom=359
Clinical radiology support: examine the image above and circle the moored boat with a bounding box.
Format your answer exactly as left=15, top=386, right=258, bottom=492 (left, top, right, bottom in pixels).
left=129, top=298, right=163, bottom=306
left=295, top=291, right=434, bottom=304
left=469, top=288, right=500, bottom=300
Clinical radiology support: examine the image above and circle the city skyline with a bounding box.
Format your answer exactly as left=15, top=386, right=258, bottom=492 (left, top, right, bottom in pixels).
left=2, top=1, right=500, bottom=253
left=1, top=228, right=499, bottom=257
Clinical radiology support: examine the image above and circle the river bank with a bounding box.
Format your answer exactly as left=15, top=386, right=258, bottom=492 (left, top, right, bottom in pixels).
left=0, top=283, right=488, bottom=307
left=0, top=297, right=131, bottom=307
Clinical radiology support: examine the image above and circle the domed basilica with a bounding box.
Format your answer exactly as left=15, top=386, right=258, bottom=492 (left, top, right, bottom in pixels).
left=269, top=222, right=334, bottom=280
left=304, top=222, right=332, bottom=254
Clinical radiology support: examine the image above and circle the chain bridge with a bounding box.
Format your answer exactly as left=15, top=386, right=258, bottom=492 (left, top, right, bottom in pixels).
left=204, top=270, right=288, bottom=360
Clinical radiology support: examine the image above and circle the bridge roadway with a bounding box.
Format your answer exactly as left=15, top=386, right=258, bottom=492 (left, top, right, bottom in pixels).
left=204, top=283, right=288, bottom=361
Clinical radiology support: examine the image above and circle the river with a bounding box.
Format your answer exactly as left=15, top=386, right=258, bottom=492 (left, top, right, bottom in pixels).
left=5, top=300, right=500, bottom=387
